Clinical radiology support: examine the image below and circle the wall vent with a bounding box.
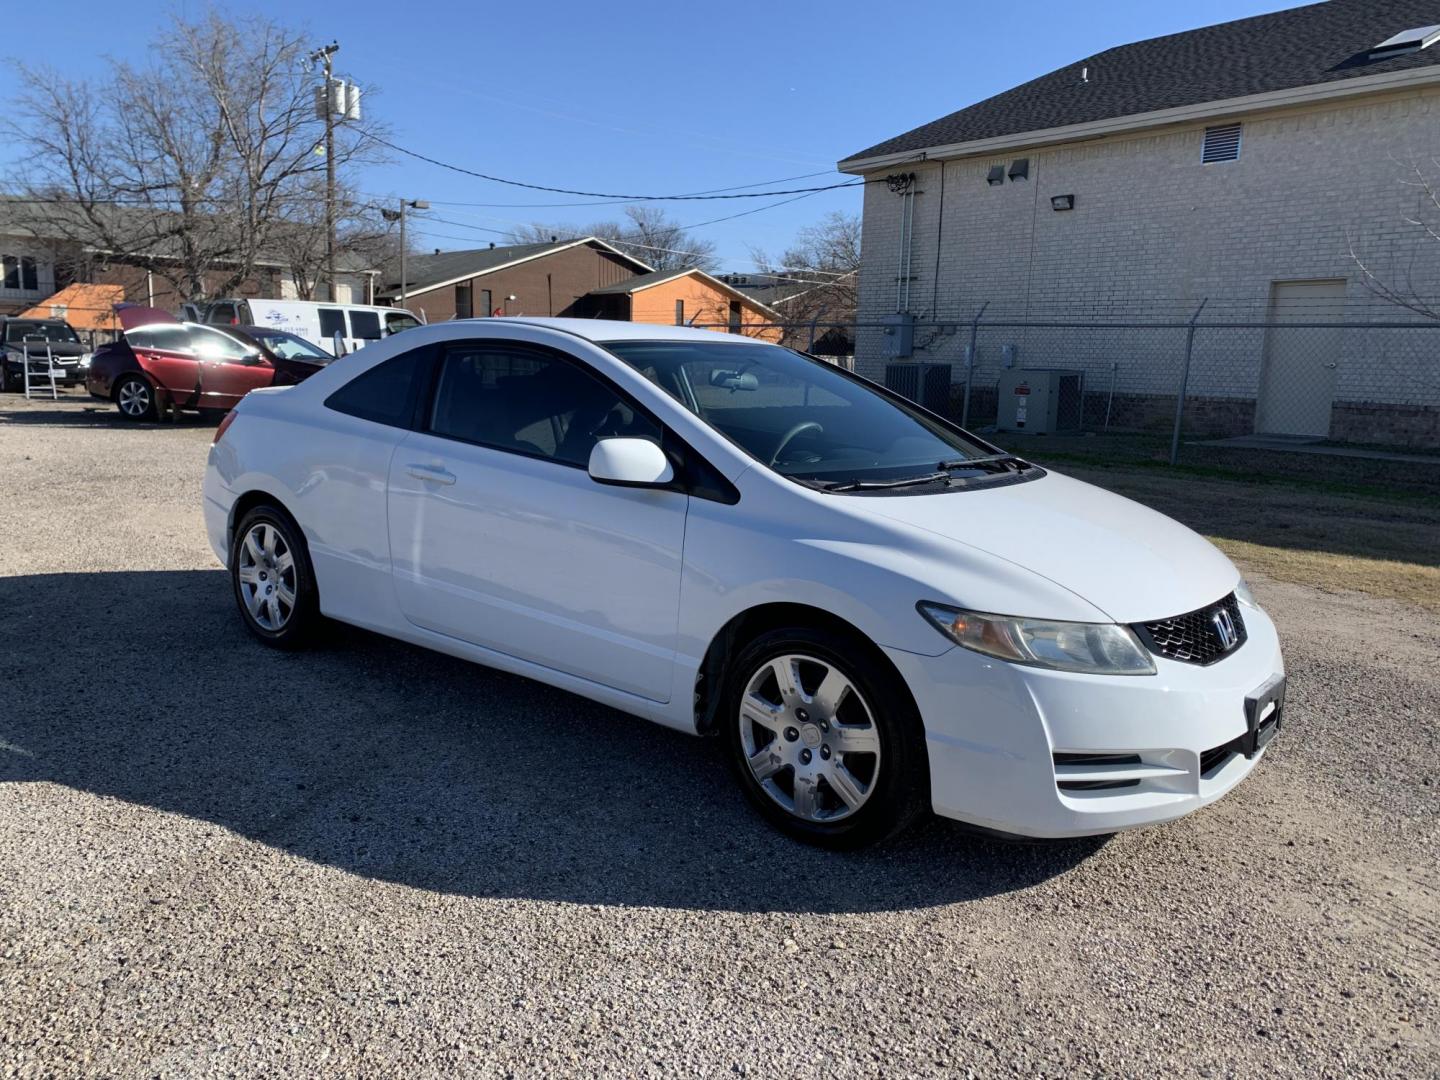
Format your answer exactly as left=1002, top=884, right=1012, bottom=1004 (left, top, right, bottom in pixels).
left=1370, top=24, right=1440, bottom=58
left=1202, top=123, right=1242, bottom=164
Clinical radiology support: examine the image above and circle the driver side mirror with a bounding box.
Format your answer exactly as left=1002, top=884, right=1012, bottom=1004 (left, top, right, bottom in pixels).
left=587, top=438, right=674, bottom=488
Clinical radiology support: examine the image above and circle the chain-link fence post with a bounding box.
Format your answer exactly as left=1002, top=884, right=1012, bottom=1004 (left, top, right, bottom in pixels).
left=1169, top=299, right=1208, bottom=466
left=960, top=301, right=989, bottom=428
left=807, top=315, right=819, bottom=353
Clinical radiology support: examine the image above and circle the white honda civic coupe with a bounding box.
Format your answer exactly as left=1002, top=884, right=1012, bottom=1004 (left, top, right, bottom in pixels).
left=204, top=318, right=1285, bottom=847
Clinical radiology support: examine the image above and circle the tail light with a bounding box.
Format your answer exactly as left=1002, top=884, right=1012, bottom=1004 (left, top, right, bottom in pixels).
left=213, top=409, right=238, bottom=444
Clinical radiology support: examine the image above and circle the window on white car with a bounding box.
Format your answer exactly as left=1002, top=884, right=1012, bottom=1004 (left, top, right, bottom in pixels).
left=604, top=339, right=1005, bottom=488
left=350, top=310, right=383, bottom=340
left=325, top=346, right=430, bottom=427
left=428, top=343, right=661, bottom=468
left=318, top=308, right=346, bottom=340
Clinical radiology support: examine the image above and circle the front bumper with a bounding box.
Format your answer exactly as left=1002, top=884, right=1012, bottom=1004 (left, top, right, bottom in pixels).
left=887, top=602, right=1285, bottom=838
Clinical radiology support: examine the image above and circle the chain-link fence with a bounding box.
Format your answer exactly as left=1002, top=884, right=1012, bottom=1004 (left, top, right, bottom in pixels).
left=694, top=312, right=1440, bottom=459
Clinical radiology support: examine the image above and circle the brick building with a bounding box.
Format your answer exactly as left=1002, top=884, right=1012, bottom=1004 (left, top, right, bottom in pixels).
left=839, top=0, right=1440, bottom=446
left=376, top=238, right=650, bottom=323
left=585, top=267, right=782, bottom=339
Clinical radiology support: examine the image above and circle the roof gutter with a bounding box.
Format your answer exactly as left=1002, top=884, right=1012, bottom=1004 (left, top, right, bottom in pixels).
left=837, top=65, right=1440, bottom=174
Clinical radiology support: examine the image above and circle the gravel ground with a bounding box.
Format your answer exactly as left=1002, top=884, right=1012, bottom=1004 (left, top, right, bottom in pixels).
left=2, top=392, right=1437, bottom=1078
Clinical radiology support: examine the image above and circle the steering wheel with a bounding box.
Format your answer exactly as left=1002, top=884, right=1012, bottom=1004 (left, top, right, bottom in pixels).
left=769, top=421, right=824, bottom=467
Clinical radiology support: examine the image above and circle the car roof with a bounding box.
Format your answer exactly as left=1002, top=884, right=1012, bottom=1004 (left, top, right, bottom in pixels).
left=481, top=317, right=777, bottom=345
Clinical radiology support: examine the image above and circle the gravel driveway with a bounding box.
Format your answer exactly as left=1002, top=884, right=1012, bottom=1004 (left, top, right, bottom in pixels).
left=2, top=394, right=1436, bottom=1078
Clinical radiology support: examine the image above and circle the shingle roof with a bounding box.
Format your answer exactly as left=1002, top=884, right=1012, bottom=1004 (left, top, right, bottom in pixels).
left=378, top=238, right=652, bottom=297
left=587, top=268, right=696, bottom=295
left=842, top=0, right=1440, bottom=164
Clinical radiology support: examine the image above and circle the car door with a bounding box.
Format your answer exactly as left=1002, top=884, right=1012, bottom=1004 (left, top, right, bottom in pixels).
left=187, top=325, right=275, bottom=408
left=128, top=324, right=201, bottom=401
left=386, top=339, right=688, bottom=703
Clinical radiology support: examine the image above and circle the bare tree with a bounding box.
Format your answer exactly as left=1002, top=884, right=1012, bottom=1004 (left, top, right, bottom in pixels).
left=507, top=206, right=718, bottom=272
left=751, top=211, right=861, bottom=327
left=1, top=8, right=384, bottom=302
left=1349, top=156, right=1440, bottom=320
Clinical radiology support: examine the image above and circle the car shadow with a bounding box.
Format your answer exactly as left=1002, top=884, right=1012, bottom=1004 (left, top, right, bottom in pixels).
left=0, top=404, right=222, bottom=429
left=0, top=569, right=1105, bottom=914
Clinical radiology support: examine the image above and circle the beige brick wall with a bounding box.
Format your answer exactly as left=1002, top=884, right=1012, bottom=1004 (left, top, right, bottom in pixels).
left=855, top=84, right=1440, bottom=423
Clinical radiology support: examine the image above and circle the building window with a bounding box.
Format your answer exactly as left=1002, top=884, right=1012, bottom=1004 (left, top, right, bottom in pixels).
left=456, top=282, right=473, bottom=319
left=480, top=289, right=492, bottom=318
left=1202, top=123, right=1242, bottom=163
left=675, top=299, right=685, bottom=325
left=21, top=257, right=37, bottom=291
left=2, top=255, right=18, bottom=290
left=728, top=300, right=742, bottom=334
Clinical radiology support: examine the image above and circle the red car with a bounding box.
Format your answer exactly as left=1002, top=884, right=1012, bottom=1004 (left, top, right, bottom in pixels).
left=87, top=308, right=334, bottom=420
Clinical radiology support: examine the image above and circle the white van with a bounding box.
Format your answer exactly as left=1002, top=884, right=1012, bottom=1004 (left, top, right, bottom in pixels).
left=205, top=299, right=423, bottom=356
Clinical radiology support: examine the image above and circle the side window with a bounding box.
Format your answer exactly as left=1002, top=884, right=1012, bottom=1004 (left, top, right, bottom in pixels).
left=325, top=347, right=430, bottom=428
left=128, top=325, right=194, bottom=353
left=349, top=310, right=382, bottom=340
left=318, top=308, right=346, bottom=340
left=428, top=343, right=661, bottom=467
left=385, top=312, right=421, bottom=335
left=188, top=325, right=251, bottom=361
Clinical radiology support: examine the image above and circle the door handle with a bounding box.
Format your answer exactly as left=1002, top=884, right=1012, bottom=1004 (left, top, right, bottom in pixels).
left=407, top=463, right=456, bottom=485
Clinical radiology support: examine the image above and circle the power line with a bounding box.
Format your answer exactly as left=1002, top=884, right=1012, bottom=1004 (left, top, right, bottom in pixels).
left=363, top=132, right=864, bottom=201
left=379, top=170, right=848, bottom=210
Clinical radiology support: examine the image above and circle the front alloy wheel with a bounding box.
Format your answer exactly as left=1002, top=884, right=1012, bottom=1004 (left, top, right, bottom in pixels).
left=725, top=626, right=928, bottom=848
left=739, top=654, right=882, bottom=823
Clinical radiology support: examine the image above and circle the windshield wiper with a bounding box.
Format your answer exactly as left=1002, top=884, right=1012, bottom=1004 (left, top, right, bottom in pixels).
left=936, top=453, right=1032, bottom=472
left=821, top=471, right=952, bottom=492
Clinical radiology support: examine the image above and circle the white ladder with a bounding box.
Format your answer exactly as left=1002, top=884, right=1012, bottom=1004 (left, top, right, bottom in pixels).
left=21, top=336, right=59, bottom=400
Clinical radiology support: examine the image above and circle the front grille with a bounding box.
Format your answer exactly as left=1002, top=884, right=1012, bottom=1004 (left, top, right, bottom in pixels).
left=1133, top=593, right=1247, bottom=666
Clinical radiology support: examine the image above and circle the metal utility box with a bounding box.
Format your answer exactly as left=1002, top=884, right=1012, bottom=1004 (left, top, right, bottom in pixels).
left=880, top=312, right=915, bottom=358
left=885, top=363, right=952, bottom=415
left=996, top=368, right=1084, bottom=433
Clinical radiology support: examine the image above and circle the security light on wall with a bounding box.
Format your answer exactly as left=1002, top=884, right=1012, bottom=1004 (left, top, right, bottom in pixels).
left=1051, top=194, right=1075, bottom=211
left=986, top=165, right=1005, bottom=186
left=1008, top=158, right=1030, bottom=181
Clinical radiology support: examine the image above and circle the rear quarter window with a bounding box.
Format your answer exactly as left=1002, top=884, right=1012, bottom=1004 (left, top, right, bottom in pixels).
left=324, top=346, right=431, bottom=428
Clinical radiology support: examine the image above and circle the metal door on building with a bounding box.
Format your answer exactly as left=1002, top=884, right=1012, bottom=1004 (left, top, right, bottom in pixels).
left=1256, top=279, right=1345, bottom=437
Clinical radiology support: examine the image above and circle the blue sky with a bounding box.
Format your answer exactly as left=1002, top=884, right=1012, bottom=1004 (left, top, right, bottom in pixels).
left=1, top=0, right=1302, bottom=273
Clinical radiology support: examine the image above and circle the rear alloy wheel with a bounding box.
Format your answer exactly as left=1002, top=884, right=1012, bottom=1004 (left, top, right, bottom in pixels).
left=115, top=374, right=157, bottom=420
left=231, top=507, right=320, bottom=648
left=725, top=627, right=928, bottom=848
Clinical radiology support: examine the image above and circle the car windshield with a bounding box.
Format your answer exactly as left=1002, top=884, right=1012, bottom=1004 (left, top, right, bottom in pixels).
left=8, top=321, right=79, bottom=344
left=250, top=329, right=332, bottom=362
left=603, top=339, right=1007, bottom=487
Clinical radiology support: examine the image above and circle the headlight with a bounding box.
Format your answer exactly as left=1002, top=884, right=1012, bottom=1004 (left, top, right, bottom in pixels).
left=1233, top=578, right=1258, bottom=609
left=917, top=602, right=1155, bottom=675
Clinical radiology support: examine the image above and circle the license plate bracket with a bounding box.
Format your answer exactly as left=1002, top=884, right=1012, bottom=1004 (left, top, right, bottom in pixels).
left=1241, top=673, right=1286, bottom=758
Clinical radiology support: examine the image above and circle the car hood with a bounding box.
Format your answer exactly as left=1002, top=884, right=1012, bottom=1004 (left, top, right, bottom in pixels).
left=859, top=470, right=1238, bottom=624
left=6, top=340, right=87, bottom=358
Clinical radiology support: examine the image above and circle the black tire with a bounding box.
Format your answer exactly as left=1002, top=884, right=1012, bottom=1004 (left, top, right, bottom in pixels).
left=722, top=625, right=929, bottom=849
left=230, top=504, right=322, bottom=649
left=113, top=373, right=157, bottom=421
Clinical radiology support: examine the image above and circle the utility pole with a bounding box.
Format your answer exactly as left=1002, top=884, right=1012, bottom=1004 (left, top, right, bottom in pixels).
left=382, top=199, right=430, bottom=306
left=309, top=42, right=340, bottom=302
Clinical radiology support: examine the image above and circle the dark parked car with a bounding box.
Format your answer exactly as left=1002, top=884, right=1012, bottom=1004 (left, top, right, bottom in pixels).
left=0, top=318, right=90, bottom=390
left=87, top=312, right=334, bottom=421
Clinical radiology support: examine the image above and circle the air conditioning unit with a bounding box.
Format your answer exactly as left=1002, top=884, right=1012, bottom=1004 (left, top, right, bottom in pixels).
left=996, top=368, right=1084, bottom=434
left=885, top=363, right=952, bottom=415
